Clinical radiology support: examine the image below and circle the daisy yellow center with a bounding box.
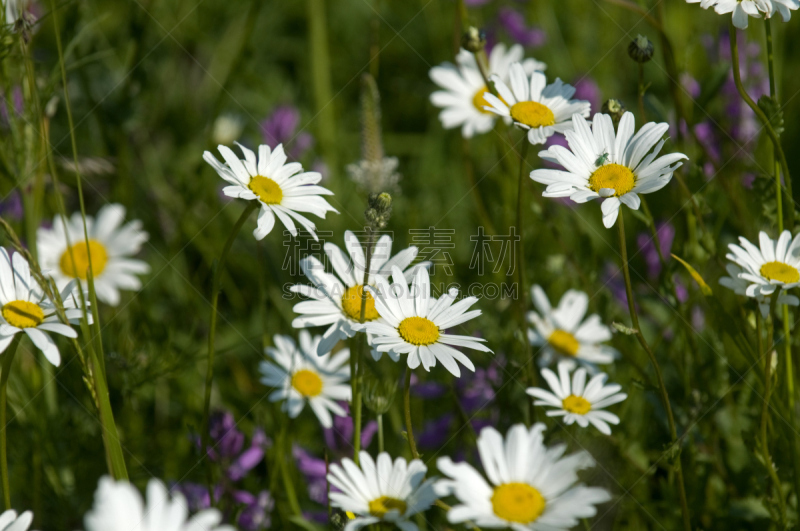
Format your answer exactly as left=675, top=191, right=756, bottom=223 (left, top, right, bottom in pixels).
left=472, top=86, right=505, bottom=114
left=59, top=240, right=109, bottom=280
left=368, top=496, right=407, bottom=517
left=588, top=163, right=635, bottom=197
left=2, top=300, right=44, bottom=329
left=562, top=394, right=592, bottom=415
left=291, top=369, right=323, bottom=397
left=248, top=175, right=283, bottom=204
left=491, top=482, right=546, bottom=524
left=509, top=101, right=555, bottom=128
left=341, top=285, right=380, bottom=321
left=547, top=329, right=580, bottom=357
left=760, top=261, right=800, bottom=284
left=398, top=316, right=440, bottom=346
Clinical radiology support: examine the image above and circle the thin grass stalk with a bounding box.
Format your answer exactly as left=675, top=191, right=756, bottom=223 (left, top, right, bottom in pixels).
left=49, top=0, right=128, bottom=480
left=202, top=202, right=257, bottom=500
left=307, top=0, right=337, bottom=176
left=617, top=212, right=691, bottom=531
left=0, top=336, right=20, bottom=509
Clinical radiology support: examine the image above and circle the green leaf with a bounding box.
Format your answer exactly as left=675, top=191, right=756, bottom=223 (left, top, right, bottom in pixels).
left=758, top=95, right=785, bottom=136
left=671, top=254, right=713, bottom=296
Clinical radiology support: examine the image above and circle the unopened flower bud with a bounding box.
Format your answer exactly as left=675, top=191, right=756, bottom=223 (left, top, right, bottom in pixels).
left=363, top=377, right=397, bottom=415
left=461, top=26, right=486, bottom=53
left=628, top=35, right=654, bottom=64
left=601, top=98, right=626, bottom=126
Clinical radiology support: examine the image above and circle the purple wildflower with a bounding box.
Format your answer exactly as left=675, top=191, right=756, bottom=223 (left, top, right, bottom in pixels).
left=497, top=7, right=546, bottom=48
left=636, top=222, right=675, bottom=278
left=260, top=105, right=314, bottom=160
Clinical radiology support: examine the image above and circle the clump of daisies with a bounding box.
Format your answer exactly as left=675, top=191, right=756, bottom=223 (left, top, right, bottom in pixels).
left=204, top=142, right=337, bottom=240
left=429, top=43, right=546, bottom=138
left=483, top=62, right=590, bottom=144
left=528, top=285, right=617, bottom=368
left=364, top=266, right=492, bottom=377
left=259, top=330, right=351, bottom=428
left=37, top=204, right=150, bottom=306
left=531, top=112, right=687, bottom=228
left=436, top=423, right=611, bottom=529
left=528, top=361, right=627, bottom=434
left=327, top=451, right=438, bottom=531
left=290, top=230, right=430, bottom=355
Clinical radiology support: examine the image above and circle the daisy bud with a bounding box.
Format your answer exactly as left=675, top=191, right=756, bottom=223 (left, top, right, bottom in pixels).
left=366, top=192, right=392, bottom=229
left=627, top=34, right=654, bottom=64
left=363, top=376, right=397, bottom=415
left=461, top=26, right=486, bottom=53
left=601, top=98, right=626, bottom=126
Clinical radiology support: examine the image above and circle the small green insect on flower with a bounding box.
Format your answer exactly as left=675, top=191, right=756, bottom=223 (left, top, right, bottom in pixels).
left=594, top=152, right=610, bottom=167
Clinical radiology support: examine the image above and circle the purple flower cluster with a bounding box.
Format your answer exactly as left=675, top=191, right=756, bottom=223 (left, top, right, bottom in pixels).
left=413, top=359, right=503, bottom=450
left=173, top=411, right=274, bottom=530
left=684, top=31, right=768, bottom=183
left=636, top=222, right=675, bottom=279
left=260, top=105, right=314, bottom=161
left=293, top=403, right=377, bottom=512
left=496, top=7, right=546, bottom=48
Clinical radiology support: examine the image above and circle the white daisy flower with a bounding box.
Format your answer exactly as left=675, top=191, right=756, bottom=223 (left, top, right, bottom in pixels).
left=37, top=204, right=150, bottom=307
left=0, top=510, right=32, bottom=531
left=720, top=263, right=799, bottom=318
left=531, top=112, right=687, bottom=228
left=363, top=266, right=491, bottom=377
left=259, top=330, right=351, bottom=428
left=84, top=476, right=234, bottom=531
left=0, top=248, right=83, bottom=366
left=527, top=361, right=627, bottom=435
left=725, top=230, right=800, bottom=301
left=430, top=44, right=547, bottom=138
left=528, top=285, right=617, bottom=368
left=327, top=451, right=438, bottom=531
left=203, top=142, right=337, bottom=241
left=290, top=230, right=430, bottom=356
left=482, top=63, right=590, bottom=145
left=686, top=0, right=797, bottom=29
left=436, top=423, right=611, bottom=530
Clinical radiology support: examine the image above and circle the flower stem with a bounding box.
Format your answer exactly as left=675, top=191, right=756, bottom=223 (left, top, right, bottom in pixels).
left=278, top=420, right=302, bottom=516
left=202, top=202, right=257, bottom=500
left=377, top=414, right=384, bottom=453
left=515, top=140, right=535, bottom=424
left=764, top=18, right=800, bottom=503
left=761, top=292, right=787, bottom=525
left=764, top=19, right=793, bottom=231
left=637, top=62, right=646, bottom=122
left=353, top=229, right=376, bottom=465
left=403, top=368, right=420, bottom=459
left=729, top=22, right=791, bottom=210
left=617, top=213, right=691, bottom=531
left=0, top=336, right=20, bottom=510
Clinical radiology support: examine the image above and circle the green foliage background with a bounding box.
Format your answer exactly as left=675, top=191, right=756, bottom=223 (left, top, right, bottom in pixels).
left=2, top=0, right=800, bottom=528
